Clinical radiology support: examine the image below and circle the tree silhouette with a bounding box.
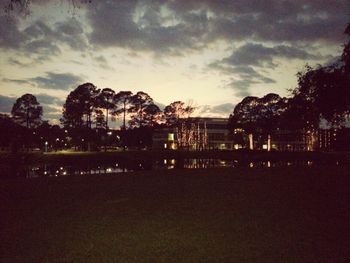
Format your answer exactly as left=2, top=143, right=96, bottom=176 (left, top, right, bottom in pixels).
left=163, top=101, right=194, bottom=126
left=228, top=94, right=287, bottom=150
left=341, top=22, right=350, bottom=73
left=129, top=91, right=154, bottom=128
left=96, top=88, right=115, bottom=130
left=113, top=91, right=133, bottom=130
left=286, top=22, right=350, bottom=129
left=11, top=93, right=43, bottom=128
left=62, top=83, right=100, bottom=128
left=143, top=103, right=162, bottom=127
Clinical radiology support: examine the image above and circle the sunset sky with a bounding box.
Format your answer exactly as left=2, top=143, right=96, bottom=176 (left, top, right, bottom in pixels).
left=0, top=0, right=349, bottom=124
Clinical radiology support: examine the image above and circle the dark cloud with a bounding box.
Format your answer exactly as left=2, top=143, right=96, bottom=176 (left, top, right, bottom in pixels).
left=85, top=0, right=349, bottom=55
left=35, top=93, right=64, bottom=105
left=87, top=1, right=208, bottom=54
left=93, top=55, right=114, bottom=70
left=208, top=61, right=276, bottom=96
left=223, top=43, right=322, bottom=68
left=1, top=1, right=348, bottom=57
left=3, top=72, right=83, bottom=90
left=0, top=94, right=15, bottom=112
left=197, top=103, right=235, bottom=117
left=2, top=78, right=33, bottom=86
left=28, top=72, right=83, bottom=90
left=0, top=15, right=88, bottom=59
left=207, top=42, right=318, bottom=95
left=211, top=103, right=235, bottom=114
left=0, top=15, right=26, bottom=48
left=7, top=57, right=28, bottom=67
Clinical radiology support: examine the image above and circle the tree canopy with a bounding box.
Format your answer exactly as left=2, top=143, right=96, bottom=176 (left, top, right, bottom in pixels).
left=11, top=93, right=42, bottom=128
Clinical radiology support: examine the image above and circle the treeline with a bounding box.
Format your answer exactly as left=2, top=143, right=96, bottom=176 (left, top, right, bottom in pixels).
left=1, top=86, right=194, bottom=151
left=228, top=22, right=350, bottom=149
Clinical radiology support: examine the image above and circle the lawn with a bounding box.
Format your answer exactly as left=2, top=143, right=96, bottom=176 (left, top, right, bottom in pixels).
left=1, top=166, right=350, bottom=262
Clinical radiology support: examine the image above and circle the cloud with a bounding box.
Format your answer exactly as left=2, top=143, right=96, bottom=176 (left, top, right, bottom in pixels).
left=28, top=72, right=83, bottom=90
left=0, top=15, right=88, bottom=59
left=196, top=102, right=235, bottom=117
left=3, top=72, right=83, bottom=90
left=0, top=93, right=63, bottom=123
left=85, top=0, right=349, bottom=56
left=0, top=94, right=15, bottom=112
left=0, top=15, right=26, bottom=49
left=35, top=93, right=64, bottom=105
left=87, top=1, right=208, bottom=54
left=222, top=43, right=322, bottom=68
left=208, top=61, right=276, bottom=96
left=207, top=42, right=319, bottom=96
left=1, top=1, right=348, bottom=58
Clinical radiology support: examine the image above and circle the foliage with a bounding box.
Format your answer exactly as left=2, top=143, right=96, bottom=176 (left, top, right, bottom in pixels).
left=61, top=82, right=99, bottom=129
left=229, top=94, right=287, bottom=134
left=163, top=101, right=195, bottom=126
left=96, top=88, right=115, bottom=129
left=129, top=91, right=155, bottom=128
left=11, top=93, right=43, bottom=128
left=113, top=91, right=133, bottom=130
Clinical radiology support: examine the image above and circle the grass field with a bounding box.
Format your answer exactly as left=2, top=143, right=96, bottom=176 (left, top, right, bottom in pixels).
left=1, top=166, right=350, bottom=262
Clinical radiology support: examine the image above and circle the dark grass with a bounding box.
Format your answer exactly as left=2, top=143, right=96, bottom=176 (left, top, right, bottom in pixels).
left=1, top=166, right=350, bottom=262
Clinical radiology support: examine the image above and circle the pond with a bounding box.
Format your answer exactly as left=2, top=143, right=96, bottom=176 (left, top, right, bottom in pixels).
left=0, top=158, right=341, bottom=179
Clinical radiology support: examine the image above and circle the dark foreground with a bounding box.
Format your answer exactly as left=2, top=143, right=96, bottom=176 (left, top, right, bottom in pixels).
left=1, top=166, right=350, bottom=262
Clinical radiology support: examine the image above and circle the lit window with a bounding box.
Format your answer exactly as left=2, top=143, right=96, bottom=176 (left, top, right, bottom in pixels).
left=168, top=133, right=174, bottom=141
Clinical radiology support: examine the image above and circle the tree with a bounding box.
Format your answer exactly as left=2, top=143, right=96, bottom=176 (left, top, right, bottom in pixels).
left=61, top=82, right=100, bottom=129
left=96, top=88, right=115, bottom=130
left=287, top=22, right=350, bottom=130
left=290, top=64, right=349, bottom=129
left=163, top=101, right=194, bottom=126
left=228, top=94, right=287, bottom=150
left=129, top=91, right=154, bottom=128
left=113, top=91, right=133, bottom=130
left=341, top=22, right=350, bottom=73
left=228, top=96, right=259, bottom=149
left=11, top=93, right=43, bottom=128
left=143, top=103, right=162, bottom=127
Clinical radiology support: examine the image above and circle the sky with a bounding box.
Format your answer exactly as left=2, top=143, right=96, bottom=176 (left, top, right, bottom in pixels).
left=0, top=0, right=349, bottom=125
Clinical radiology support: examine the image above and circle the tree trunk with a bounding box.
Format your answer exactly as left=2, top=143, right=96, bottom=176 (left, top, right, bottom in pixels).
left=123, top=102, right=126, bottom=151
left=106, top=107, right=109, bottom=130
left=26, top=108, right=29, bottom=128
left=248, top=133, right=254, bottom=150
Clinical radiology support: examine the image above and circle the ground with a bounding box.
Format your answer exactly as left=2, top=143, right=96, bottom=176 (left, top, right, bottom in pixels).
left=1, top=166, right=350, bottom=262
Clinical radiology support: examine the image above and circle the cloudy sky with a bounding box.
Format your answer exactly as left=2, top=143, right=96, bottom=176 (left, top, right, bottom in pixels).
left=0, top=0, right=349, bottom=124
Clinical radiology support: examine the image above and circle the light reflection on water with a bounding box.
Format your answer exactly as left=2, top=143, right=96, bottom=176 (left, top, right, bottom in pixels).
left=0, top=158, right=340, bottom=178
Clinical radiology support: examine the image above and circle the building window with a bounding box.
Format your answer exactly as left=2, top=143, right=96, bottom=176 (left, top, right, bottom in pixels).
left=168, top=133, right=174, bottom=141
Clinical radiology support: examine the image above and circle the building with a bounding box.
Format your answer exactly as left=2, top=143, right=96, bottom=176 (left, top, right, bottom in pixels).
left=152, top=117, right=234, bottom=150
